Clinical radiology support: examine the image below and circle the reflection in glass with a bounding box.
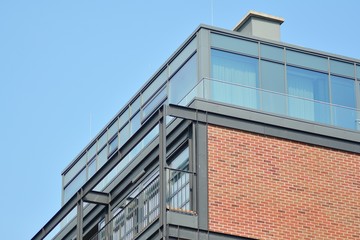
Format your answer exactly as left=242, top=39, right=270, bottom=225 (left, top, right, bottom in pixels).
left=260, top=44, right=284, bottom=62
left=287, top=66, right=330, bottom=124
left=261, top=61, right=285, bottom=115
left=88, top=158, right=97, bottom=178
left=211, top=49, right=258, bottom=109
left=119, top=123, right=130, bottom=147
left=143, top=87, right=166, bottom=119
left=130, top=112, right=141, bottom=135
left=331, top=76, right=356, bottom=129
left=108, top=135, right=118, bottom=156
left=211, top=33, right=258, bottom=57
left=142, top=70, right=167, bottom=105
left=64, top=168, right=86, bottom=202
left=169, top=53, right=197, bottom=104
left=330, top=60, right=354, bottom=78
left=287, top=50, right=328, bottom=72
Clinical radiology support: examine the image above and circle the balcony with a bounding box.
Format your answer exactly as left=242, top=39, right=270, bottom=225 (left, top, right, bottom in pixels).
left=89, top=168, right=195, bottom=240
left=179, top=78, right=360, bottom=132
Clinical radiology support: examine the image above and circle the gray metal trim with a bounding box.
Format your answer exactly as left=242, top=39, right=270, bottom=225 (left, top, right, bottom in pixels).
left=195, top=122, right=209, bottom=230
left=168, top=224, right=256, bottom=240
left=167, top=101, right=360, bottom=153
left=83, top=191, right=110, bottom=205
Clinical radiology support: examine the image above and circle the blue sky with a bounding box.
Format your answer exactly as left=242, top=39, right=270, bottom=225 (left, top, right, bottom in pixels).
left=0, top=1, right=358, bottom=239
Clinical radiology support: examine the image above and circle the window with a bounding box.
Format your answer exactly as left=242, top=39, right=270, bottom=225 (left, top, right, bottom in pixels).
left=287, top=66, right=330, bottom=124
left=211, top=49, right=259, bottom=109
left=167, top=146, right=191, bottom=211
left=169, top=53, right=197, bottom=104
left=331, top=76, right=356, bottom=129
left=261, top=60, right=286, bottom=115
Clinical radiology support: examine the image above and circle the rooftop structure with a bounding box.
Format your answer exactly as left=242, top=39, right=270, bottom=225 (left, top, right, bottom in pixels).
left=33, top=11, right=360, bottom=240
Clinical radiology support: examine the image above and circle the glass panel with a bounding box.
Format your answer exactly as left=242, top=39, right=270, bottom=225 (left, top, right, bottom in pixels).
left=98, top=147, right=107, bottom=169
left=169, top=146, right=189, bottom=170
left=130, top=111, right=141, bottom=135
left=286, top=50, right=328, bottom=72
left=261, top=60, right=286, bottom=115
left=119, top=123, right=130, bottom=147
left=287, top=66, right=330, bottom=124
left=330, top=60, right=355, bottom=78
left=211, top=49, right=259, bottom=109
left=169, top=37, right=197, bottom=75
left=98, top=132, right=107, bottom=150
left=260, top=44, right=284, bottom=62
left=169, top=53, right=197, bottom=104
left=64, top=154, right=87, bottom=186
left=87, top=143, right=97, bottom=161
left=108, top=135, right=118, bottom=156
left=211, top=33, right=258, bottom=57
left=130, top=96, right=141, bottom=116
left=142, top=70, right=167, bottom=105
left=119, top=108, right=130, bottom=129
left=143, top=86, right=167, bottom=119
left=88, top=158, right=97, bottom=178
left=357, top=65, right=360, bottom=79
left=331, top=76, right=356, bottom=129
left=107, top=119, right=119, bottom=140
left=64, top=168, right=86, bottom=202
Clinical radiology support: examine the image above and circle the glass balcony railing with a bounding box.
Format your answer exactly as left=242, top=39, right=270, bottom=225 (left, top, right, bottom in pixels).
left=178, top=78, right=360, bottom=132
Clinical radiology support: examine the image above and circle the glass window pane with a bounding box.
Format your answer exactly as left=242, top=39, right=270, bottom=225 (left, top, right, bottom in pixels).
left=130, top=96, right=141, bottom=116
left=211, top=33, right=258, bottom=57
left=88, top=158, right=97, bottom=178
left=130, top=111, right=141, bottom=135
left=357, top=65, right=360, bottom=79
left=169, top=37, right=197, bottom=75
left=287, top=66, right=330, bottom=124
left=260, top=44, right=284, bottom=62
left=64, top=168, right=86, bottom=202
left=108, top=135, right=118, bottom=156
left=170, top=146, right=189, bottom=170
left=107, top=119, right=118, bottom=139
left=64, top=154, right=87, bottom=186
left=211, top=49, right=259, bottom=109
left=169, top=53, right=197, bottom=104
left=87, top=143, right=97, bottom=161
left=142, top=70, right=167, bottom=105
left=143, top=87, right=167, bottom=119
left=331, top=76, right=356, bottom=130
left=97, top=147, right=107, bottom=169
left=119, top=123, right=130, bottom=147
left=98, top=132, right=107, bottom=149
left=286, top=50, right=328, bottom=72
left=261, top=61, right=286, bottom=115
left=330, top=60, right=355, bottom=78
left=119, top=108, right=130, bottom=129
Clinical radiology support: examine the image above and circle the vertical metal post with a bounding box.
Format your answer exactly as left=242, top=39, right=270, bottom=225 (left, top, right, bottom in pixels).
left=159, top=106, right=167, bottom=239
left=76, top=192, right=83, bottom=240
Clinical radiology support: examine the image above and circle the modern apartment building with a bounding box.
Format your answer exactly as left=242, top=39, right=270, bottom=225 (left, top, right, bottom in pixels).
left=33, top=11, right=360, bottom=240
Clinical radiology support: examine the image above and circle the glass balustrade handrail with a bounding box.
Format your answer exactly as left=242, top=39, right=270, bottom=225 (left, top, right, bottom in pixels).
left=177, top=77, right=360, bottom=131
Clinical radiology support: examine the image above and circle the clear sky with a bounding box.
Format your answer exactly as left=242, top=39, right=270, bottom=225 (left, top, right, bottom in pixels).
left=0, top=1, right=358, bottom=239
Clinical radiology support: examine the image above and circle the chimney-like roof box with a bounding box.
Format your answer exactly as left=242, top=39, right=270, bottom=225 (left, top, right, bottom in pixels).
left=233, top=11, right=284, bottom=41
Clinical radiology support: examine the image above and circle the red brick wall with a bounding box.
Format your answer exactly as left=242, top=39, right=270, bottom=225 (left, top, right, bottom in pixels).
left=208, top=125, right=360, bottom=240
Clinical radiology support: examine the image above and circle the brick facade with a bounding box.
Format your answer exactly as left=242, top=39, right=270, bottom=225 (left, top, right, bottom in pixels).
left=208, top=124, right=360, bottom=240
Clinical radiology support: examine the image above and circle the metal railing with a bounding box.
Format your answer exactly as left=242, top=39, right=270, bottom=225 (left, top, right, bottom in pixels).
left=166, top=168, right=195, bottom=213
left=90, top=176, right=160, bottom=240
